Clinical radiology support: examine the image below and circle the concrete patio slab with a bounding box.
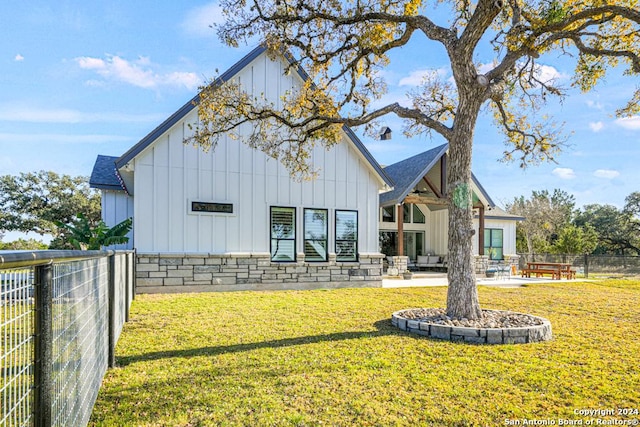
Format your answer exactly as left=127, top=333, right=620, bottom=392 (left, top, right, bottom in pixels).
left=382, top=274, right=583, bottom=288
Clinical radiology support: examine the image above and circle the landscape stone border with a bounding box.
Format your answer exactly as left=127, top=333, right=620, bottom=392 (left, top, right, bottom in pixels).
left=391, top=309, right=552, bottom=344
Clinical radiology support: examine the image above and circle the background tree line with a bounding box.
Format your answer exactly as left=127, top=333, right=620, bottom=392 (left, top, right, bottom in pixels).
left=0, top=171, right=130, bottom=250
left=507, top=189, right=640, bottom=256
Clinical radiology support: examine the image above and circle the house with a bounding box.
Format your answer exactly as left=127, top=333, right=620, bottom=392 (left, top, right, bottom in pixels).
left=378, top=143, right=523, bottom=272
left=90, top=45, right=394, bottom=293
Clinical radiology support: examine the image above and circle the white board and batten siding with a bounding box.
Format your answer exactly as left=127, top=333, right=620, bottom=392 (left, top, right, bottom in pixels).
left=474, top=218, right=518, bottom=255
left=130, top=52, right=385, bottom=255
left=101, top=190, right=134, bottom=250
left=377, top=203, right=514, bottom=258
left=425, top=210, right=518, bottom=256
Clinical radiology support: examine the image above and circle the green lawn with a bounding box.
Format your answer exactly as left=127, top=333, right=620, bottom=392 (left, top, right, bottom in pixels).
left=90, top=280, right=640, bottom=427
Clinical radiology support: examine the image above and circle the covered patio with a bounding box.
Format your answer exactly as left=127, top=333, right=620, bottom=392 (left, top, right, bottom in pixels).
left=378, top=144, right=517, bottom=274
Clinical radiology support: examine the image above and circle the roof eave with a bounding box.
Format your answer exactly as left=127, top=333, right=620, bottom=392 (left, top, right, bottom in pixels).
left=341, top=126, right=394, bottom=188
left=114, top=44, right=392, bottom=189
left=471, top=173, right=496, bottom=208
left=115, top=45, right=268, bottom=169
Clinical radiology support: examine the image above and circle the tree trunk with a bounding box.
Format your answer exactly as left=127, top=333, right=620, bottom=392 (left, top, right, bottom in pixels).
left=446, top=92, right=483, bottom=320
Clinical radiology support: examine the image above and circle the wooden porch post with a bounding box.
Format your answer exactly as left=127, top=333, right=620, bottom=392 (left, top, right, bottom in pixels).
left=478, top=205, right=485, bottom=256
left=441, top=153, right=447, bottom=196
left=397, top=204, right=404, bottom=256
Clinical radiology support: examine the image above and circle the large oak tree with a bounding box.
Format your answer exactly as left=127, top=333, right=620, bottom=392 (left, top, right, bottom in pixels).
left=0, top=171, right=101, bottom=245
left=189, top=0, right=640, bottom=319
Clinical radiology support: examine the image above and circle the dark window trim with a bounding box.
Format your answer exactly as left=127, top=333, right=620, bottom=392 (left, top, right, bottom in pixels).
left=381, top=205, right=395, bottom=223
left=335, top=209, right=358, bottom=262
left=303, top=208, right=328, bottom=262
left=412, top=204, right=425, bottom=224
left=270, top=206, right=296, bottom=262
left=484, top=228, right=504, bottom=260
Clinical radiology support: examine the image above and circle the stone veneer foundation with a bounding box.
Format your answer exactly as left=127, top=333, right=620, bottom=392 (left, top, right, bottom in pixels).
left=136, top=252, right=384, bottom=293
left=391, top=309, right=552, bottom=344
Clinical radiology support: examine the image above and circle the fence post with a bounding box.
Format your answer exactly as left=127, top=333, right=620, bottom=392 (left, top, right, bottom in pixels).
left=584, top=254, right=589, bottom=278
left=124, top=253, right=130, bottom=322
left=34, top=263, right=53, bottom=427
left=108, top=253, right=116, bottom=368
left=133, top=249, right=137, bottom=299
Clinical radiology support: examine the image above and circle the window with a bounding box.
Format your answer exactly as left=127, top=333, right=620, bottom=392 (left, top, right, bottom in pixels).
left=413, top=204, right=425, bottom=224
left=484, top=228, right=504, bottom=260
left=398, top=203, right=426, bottom=224
left=304, top=209, right=328, bottom=261
left=379, top=231, right=424, bottom=260
left=271, top=207, right=296, bottom=262
left=381, top=206, right=395, bottom=222
left=336, top=210, right=358, bottom=261
left=403, top=204, right=411, bottom=223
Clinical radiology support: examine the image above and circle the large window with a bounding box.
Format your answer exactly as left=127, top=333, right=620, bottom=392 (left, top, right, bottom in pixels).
left=379, top=231, right=424, bottom=260
left=336, top=210, right=358, bottom=261
left=271, top=207, right=296, bottom=262
left=381, top=206, right=395, bottom=222
left=413, top=204, right=425, bottom=224
left=304, top=209, right=328, bottom=262
left=484, top=228, right=504, bottom=260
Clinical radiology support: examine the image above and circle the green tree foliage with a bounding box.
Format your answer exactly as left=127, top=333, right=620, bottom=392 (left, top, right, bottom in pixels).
left=190, top=0, right=640, bottom=319
left=511, top=190, right=640, bottom=255
left=574, top=201, right=640, bottom=255
left=0, top=171, right=101, bottom=240
left=551, top=224, right=598, bottom=255
left=506, top=189, right=575, bottom=253
left=0, top=238, right=49, bottom=250
left=55, top=214, right=132, bottom=250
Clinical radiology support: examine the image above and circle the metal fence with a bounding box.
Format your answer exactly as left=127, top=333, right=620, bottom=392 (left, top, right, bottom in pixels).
left=518, top=253, right=640, bottom=277
left=0, top=250, right=135, bottom=427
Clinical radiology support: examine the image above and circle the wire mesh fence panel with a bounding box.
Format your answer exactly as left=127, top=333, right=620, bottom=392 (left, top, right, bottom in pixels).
left=50, top=258, right=109, bottom=427
left=518, top=254, right=640, bottom=275
left=0, top=268, right=35, bottom=427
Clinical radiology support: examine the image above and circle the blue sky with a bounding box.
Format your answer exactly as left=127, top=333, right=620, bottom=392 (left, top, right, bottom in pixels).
left=1, top=1, right=639, bottom=238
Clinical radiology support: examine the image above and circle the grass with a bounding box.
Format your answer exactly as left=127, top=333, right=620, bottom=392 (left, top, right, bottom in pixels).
left=90, top=280, right=640, bottom=426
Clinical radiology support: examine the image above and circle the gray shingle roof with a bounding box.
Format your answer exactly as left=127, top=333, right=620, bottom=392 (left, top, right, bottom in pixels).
left=379, top=143, right=496, bottom=208
left=89, top=155, right=122, bottom=190
left=380, top=143, right=448, bottom=206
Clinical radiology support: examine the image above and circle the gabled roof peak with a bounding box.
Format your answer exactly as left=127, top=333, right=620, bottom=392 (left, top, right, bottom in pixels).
left=110, top=44, right=392, bottom=188
left=379, top=143, right=495, bottom=208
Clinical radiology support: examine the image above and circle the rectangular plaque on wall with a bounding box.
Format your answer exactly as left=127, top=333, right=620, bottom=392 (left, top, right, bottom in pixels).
left=191, top=202, right=233, bottom=214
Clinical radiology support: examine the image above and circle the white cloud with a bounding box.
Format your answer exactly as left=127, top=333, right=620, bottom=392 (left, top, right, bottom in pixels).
left=589, top=121, right=604, bottom=132
left=398, top=68, right=448, bottom=87
left=593, top=169, right=620, bottom=179
left=0, top=105, right=165, bottom=124
left=0, top=133, right=133, bottom=144
left=615, top=116, right=640, bottom=130
left=181, top=3, right=225, bottom=38
left=534, top=64, right=568, bottom=84
left=75, top=55, right=200, bottom=90
left=552, top=167, right=576, bottom=180
left=14, top=54, right=24, bottom=62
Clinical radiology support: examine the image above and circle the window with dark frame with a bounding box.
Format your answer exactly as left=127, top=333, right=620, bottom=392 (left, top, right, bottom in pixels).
left=336, top=210, right=358, bottom=261
left=304, top=208, right=328, bottom=262
left=270, top=207, right=296, bottom=262
left=381, top=205, right=395, bottom=222
left=484, top=228, right=504, bottom=260
left=412, top=204, right=425, bottom=223
left=403, top=203, right=411, bottom=223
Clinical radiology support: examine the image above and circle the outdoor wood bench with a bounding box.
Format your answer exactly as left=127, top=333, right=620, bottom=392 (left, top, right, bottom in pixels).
left=522, top=262, right=573, bottom=280
left=562, top=268, right=577, bottom=280
left=521, top=268, right=559, bottom=279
